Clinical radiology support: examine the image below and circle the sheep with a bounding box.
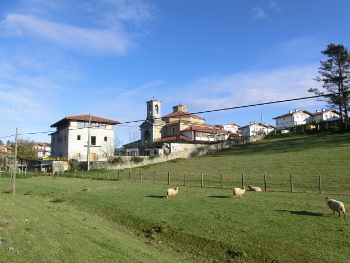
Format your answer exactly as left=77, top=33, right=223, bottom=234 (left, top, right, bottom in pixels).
left=166, top=187, right=179, bottom=199
left=233, top=186, right=245, bottom=197
left=248, top=185, right=262, bottom=192
left=325, top=197, right=346, bottom=218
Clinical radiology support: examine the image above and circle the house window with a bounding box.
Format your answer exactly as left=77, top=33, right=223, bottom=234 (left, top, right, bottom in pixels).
left=76, top=153, right=81, bottom=157
left=91, top=136, right=96, bottom=146
left=77, top=135, right=81, bottom=140
left=104, top=136, right=108, bottom=142
left=172, top=128, right=175, bottom=135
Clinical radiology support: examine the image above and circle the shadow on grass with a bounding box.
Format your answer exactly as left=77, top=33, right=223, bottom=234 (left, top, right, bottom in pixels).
left=276, top=210, right=323, bottom=216
left=146, top=195, right=167, bottom=198
left=208, top=195, right=231, bottom=198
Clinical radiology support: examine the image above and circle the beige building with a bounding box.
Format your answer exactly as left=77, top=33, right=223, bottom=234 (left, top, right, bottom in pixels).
left=134, top=100, right=231, bottom=156
left=50, top=115, right=120, bottom=161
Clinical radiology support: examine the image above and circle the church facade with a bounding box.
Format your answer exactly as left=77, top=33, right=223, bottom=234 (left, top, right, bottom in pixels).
left=128, top=100, right=232, bottom=156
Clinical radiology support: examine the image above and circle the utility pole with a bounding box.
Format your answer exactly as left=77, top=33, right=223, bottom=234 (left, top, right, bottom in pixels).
left=87, top=114, right=91, bottom=171
left=12, top=127, right=18, bottom=196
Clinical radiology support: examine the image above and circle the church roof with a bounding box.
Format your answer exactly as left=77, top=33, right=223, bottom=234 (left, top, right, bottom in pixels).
left=162, top=111, right=205, bottom=120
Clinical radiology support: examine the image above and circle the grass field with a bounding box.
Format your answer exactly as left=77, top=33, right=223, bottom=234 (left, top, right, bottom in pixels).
left=1, top=131, right=350, bottom=262
left=64, top=131, right=350, bottom=195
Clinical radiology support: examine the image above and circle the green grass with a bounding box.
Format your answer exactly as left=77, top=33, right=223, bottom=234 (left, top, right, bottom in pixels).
left=0, top=177, right=349, bottom=262
left=1, top=131, right=350, bottom=262
left=107, top=131, right=350, bottom=195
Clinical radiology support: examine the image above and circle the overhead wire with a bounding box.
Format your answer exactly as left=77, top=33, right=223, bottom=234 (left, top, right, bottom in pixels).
left=0, top=92, right=340, bottom=140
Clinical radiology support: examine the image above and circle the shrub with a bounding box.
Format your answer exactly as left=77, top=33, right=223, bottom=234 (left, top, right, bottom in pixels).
left=108, top=156, right=125, bottom=165
left=68, top=159, right=79, bottom=170
left=130, top=156, right=144, bottom=164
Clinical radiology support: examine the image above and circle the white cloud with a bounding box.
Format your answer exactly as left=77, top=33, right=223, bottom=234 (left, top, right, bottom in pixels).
left=0, top=14, right=131, bottom=54
left=167, top=64, right=323, bottom=113
left=252, top=7, right=268, bottom=20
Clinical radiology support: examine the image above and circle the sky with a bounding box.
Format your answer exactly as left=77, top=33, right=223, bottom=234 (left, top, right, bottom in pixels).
left=1, top=0, right=350, bottom=146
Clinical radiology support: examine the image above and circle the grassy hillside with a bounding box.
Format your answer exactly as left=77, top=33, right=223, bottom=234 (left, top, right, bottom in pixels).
left=1, top=131, right=349, bottom=262
left=1, top=177, right=349, bottom=263
left=122, top=131, right=350, bottom=195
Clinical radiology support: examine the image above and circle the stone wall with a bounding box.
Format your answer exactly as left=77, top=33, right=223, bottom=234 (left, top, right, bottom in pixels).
left=90, top=139, right=245, bottom=170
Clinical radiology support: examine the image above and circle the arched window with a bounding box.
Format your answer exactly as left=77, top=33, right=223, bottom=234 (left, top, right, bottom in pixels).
left=155, top=104, right=159, bottom=114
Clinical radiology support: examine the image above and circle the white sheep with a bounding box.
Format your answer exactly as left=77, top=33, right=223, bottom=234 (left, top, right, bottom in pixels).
left=233, top=186, right=245, bottom=197
left=248, top=185, right=262, bottom=192
left=325, top=197, right=346, bottom=218
left=166, top=187, right=179, bottom=199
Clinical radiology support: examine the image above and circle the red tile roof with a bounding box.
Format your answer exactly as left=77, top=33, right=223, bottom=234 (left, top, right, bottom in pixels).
left=240, top=122, right=275, bottom=129
left=154, top=135, right=192, bottom=143
left=162, top=111, right=205, bottom=120
left=181, top=125, right=230, bottom=134
left=51, top=115, right=120, bottom=127
left=313, top=109, right=340, bottom=116
left=273, top=110, right=313, bottom=119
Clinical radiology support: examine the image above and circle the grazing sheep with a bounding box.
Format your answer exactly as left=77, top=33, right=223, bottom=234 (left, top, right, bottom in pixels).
left=248, top=185, right=262, bottom=192
left=233, top=186, right=246, bottom=197
left=166, top=187, right=179, bottom=199
left=325, top=197, right=346, bottom=218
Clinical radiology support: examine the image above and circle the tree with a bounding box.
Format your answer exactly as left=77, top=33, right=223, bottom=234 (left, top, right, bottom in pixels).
left=309, top=43, right=350, bottom=129
left=11, top=139, right=38, bottom=164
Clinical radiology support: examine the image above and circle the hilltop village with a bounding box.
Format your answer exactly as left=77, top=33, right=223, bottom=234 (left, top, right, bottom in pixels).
left=0, top=99, right=341, bottom=173
left=49, top=100, right=339, bottom=161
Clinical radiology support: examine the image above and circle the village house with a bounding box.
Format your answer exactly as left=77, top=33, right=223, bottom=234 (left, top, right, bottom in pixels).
left=273, top=109, right=341, bottom=131
left=240, top=122, right=275, bottom=137
left=273, top=110, right=313, bottom=130
left=215, top=123, right=240, bottom=134
left=50, top=115, right=120, bottom=162
left=34, top=142, right=51, bottom=159
left=312, top=109, right=341, bottom=123
left=126, top=100, right=232, bottom=156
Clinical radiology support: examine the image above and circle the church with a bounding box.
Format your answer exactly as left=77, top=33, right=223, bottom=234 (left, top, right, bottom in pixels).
left=125, top=100, right=231, bottom=156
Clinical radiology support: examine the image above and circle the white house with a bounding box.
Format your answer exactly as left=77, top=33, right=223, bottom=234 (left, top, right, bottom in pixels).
left=34, top=143, right=51, bottom=159
left=240, top=122, right=275, bottom=137
left=312, top=109, right=340, bottom=123
left=216, top=123, right=240, bottom=133
left=50, top=115, right=120, bottom=161
left=273, top=110, right=313, bottom=130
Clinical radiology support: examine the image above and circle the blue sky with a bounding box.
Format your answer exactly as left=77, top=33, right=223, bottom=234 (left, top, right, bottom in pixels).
left=1, top=0, right=349, bottom=145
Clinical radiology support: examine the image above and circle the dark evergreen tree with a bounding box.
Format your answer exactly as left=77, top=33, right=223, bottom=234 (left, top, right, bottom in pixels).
left=309, top=43, right=350, bottom=129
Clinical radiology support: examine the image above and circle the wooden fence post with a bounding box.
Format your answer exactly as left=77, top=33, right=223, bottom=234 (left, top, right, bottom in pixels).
left=290, top=175, right=293, bottom=193
left=153, top=171, right=156, bottom=183
left=241, top=174, right=244, bottom=187
left=220, top=174, right=223, bottom=188
left=140, top=171, right=143, bottom=181
left=319, top=176, right=322, bottom=194
left=184, top=174, right=186, bottom=186
left=129, top=171, right=131, bottom=181
left=168, top=171, right=170, bottom=185
left=201, top=172, right=204, bottom=188
left=118, top=170, right=120, bottom=181
left=264, top=175, right=267, bottom=192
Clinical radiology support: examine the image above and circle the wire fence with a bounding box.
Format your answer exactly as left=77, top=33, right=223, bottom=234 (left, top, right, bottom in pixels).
left=51, top=169, right=350, bottom=196
left=1, top=168, right=348, bottom=196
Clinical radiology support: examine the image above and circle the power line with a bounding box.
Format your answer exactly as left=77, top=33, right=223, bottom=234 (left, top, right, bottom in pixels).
left=0, top=93, right=336, bottom=139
